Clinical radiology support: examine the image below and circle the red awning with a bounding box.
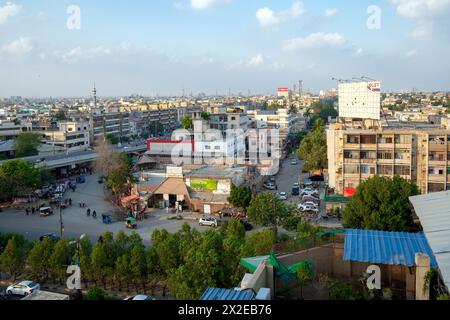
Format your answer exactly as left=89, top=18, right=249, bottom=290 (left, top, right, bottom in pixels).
left=344, top=187, right=357, bottom=198
left=121, top=195, right=139, bottom=204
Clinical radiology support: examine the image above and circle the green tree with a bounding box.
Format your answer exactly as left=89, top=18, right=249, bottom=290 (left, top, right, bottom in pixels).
left=289, top=105, right=298, bottom=114
left=227, top=185, right=252, bottom=209
left=181, top=116, right=193, bottom=130
left=343, top=175, right=420, bottom=232
left=54, top=110, right=68, bottom=121
left=49, top=239, right=69, bottom=284
left=91, top=243, right=111, bottom=287
left=247, top=192, right=288, bottom=233
left=13, top=132, right=42, bottom=157
left=296, top=261, right=313, bottom=299
left=106, top=153, right=134, bottom=196
left=200, top=112, right=210, bottom=120
left=0, top=237, right=26, bottom=281
left=106, top=133, right=119, bottom=145
left=297, top=119, right=327, bottom=172
left=241, top=229, right=277, bottom=257
left=85, top=286, right=107, bottom=300
left=0, top=159, right=42, bottom=200
left=27, top=238, right=54, bottom=281
left=114, top=254, right=130, bottom=291
left=129, top=243, right=148, bottom=290
left=76, top=237, right=93, bottom=284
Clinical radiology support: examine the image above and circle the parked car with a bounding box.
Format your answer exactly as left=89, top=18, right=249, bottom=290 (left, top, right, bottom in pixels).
left=240, top=220, right=253, bottom=231
left=291, top=159, right=298, bottom=165
left=263, top=182, right=276, bottom=190
left=6, top=281, right=40, bottom=296
left=300, top=188, right=319, bottom=197
left=302, top=201, right=319, bottom=208
left=298, top=204, right=319, bottom=213
left=199, top=216, right=218, bottom=228
left=279, top=192, right=288, bottom=200
left=131, top=295, right=155, bottom=300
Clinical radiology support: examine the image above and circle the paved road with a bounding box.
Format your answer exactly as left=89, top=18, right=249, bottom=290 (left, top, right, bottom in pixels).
left=0, top=174, right=206, bottom=245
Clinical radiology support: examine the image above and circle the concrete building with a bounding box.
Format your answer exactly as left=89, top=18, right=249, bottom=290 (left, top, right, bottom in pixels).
left=0, top=120, right=32, bottom=141
left=90, top=111, right=131, bottom=143
left=39, top=121, right=90, bottom=153
left=248, top=108, right=293, bottom=130
left=327, top=121, right=450, bottom=194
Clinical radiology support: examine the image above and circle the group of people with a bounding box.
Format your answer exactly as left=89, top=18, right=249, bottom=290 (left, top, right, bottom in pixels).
left=86, top=208, right=97, bottom=218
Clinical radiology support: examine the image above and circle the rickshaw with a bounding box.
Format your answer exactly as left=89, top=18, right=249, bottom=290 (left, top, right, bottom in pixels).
left=39, top=207, right=54, bottom=217
left=102, top=214, right=113, bottom=224
left=126, top=217, right=137, bottom=229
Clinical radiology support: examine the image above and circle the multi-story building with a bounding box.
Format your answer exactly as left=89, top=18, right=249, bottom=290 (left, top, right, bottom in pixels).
left=39, top=121, right=90, bottom=153
left=90, top=111, right=131, bottom=143
left=248, top=108, right=293, bottom=130
left=0, top=120, right=32, bottom=141
left=327, top=121, right=450, bottom=194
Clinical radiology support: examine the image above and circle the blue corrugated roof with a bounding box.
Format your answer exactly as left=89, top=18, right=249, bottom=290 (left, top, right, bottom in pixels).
left=200, top=288, right=254, bottom=301
left=343, top=229, right=438, bottom=268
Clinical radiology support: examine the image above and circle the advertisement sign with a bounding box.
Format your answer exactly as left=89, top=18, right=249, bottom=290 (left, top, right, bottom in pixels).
left=190, top=179, right=218, bottom=191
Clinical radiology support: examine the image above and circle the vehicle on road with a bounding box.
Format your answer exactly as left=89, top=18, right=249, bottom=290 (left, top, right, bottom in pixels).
left=124, top=295, right=156, bottom=301
left=291, top=159, right=298, bottom=165
left=301, top=195, right=320, bottom=203
left=125, top=217, right=137, bottom=229
left=6, top=281, right=40, bottom=297
left=298, top=204, right=320, bottom=213
left=39, top=207, right=54, bottom=217
left=292, top=185, right=300, bottom=196
left=199, top=216, right=218, bottom=228
left=279, top=192, right=288, bottom=200
left=302, top=201, right=319, bottom=208
left=263, top=182, right=276, bottom=190
left=300, top=188, right=319, bottom=197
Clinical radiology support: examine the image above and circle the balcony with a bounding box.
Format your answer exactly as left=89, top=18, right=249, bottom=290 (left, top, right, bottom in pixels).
left=428, top=174, right=446, bottom=183
left=378, top=143, right=394, bottom=150
left=344, top=158, right=360, bottom=164
left=377, top=158, right=394, bottom=165
left=360, top=159, right=377, bottom=164
left=394, top=144, right=411, bottom=149
left=343, top=143, right=360, bottom=150
left=360, top=144, right=377, bottom=150
left=429, top=143, right=446, bottom=152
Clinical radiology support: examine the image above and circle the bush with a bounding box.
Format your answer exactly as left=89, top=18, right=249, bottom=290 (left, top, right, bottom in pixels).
left=85, top=286, right=107, bottom=300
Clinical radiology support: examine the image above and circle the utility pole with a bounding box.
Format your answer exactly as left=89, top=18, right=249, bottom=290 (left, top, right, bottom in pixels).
left=59, top=199, right=64, bottom=239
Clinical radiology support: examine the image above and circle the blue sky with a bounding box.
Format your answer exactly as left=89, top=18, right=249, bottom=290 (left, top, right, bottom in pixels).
left=0, top=0, right=449, bottom=97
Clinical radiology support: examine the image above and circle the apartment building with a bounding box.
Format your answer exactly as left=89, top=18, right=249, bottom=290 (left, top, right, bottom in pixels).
left=90, top=111, right=131, bottom=143
left=39, top=121, right=90, bottom=152
left=248, top=108, right=293, bottom=130
left=0, top=120, right=32, bottom=141
left=327, top=122, right=450, bottom=194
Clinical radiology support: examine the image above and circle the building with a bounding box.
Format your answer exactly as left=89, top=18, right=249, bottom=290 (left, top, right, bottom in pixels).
left=327, top=121, right=450, bottom=194
left=39, top=121, right=90, bottom=153
left=277, top=87, right=291, bottom=99
left=248, top=108, right=293, bottom=130
left=0, top=120, right=32, bottom=141
left=90, top=111, right=131, bottom=143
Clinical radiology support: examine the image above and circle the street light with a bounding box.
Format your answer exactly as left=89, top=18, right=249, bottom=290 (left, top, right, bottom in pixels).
left=69, top=234, right=87, bottom=266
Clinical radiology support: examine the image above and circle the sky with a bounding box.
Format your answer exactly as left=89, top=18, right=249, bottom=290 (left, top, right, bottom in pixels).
left=0, top=0, right=449, bottom=97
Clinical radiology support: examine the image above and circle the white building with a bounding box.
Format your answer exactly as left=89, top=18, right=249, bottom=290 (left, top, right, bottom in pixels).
left=40, top=121, right=90, bottom=153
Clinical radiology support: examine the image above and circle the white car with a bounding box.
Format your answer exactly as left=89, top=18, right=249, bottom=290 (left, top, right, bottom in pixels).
left=301, top=188, right=319, bottom=197
left=7, top=281, right=40, bottom=296
left=302, top=201, right=319, bottom=208
left=291, top=159, right=298, bottom=165
left=298, top=204, right=320, bottom=213
left=279, top=192, right=288, bottom=200
left=199, top=216, right=218, bottom=228
left=264, top=182, right=276, bottom=190
left=124, top=295, right=156, bottom=301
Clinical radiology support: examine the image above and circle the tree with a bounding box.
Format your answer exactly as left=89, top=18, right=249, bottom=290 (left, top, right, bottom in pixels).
left=106, top=133, right=120, bottom=145
left=227, top=185, right=252, bottom=209
left=289, top=105, right=298, bottom=114
left=114, top=254, right=130, bottom=291
left=200, top=112, right=210, bottom=120
left=94, top=139, right=122, bottom=178
left=181, top=116, right=193, bottom=130
left=106, top=153, right=134, bottom=196
left=129, top=243, right=147, bottom=290
left=297, top=119, right=327, bottom=172
left=13, top=132, right=42, bottom=157
left=49, top=239, right=70, bottom=284
left=27, top=238, right=54, bottom=281
left=0, top=237, right=26, bottom=281
left=91, top=243, right=111, bottom=287
left=246, top=192, right=288, bottom=233
left=85, top=286, right=107, bottom=300
left=54, top=110, right=68, bottom=121
left=296, top=261, right=313, bottom=299
left=343, top=175, right=420, bottom=232
left=0, top=159, right=42, bottom=200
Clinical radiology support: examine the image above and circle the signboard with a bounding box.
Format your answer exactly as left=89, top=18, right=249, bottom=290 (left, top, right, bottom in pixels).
left=277, top=88, right=289, bottom=92
left=190, top=179, right=218, bottom=191
left=338, top=81, right=381, bottom=120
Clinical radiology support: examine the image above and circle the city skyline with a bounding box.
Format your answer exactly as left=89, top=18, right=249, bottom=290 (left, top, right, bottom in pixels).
left=1, top=0, right=450, bottom=97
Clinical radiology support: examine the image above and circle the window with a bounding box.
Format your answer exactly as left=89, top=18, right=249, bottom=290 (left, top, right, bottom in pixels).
left=346, top=135, right=359, bottom=144
left=360, top=165, right=375, bottom=174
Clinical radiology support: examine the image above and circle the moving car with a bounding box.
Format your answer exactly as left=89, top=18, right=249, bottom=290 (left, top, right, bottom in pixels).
left=6, top=281, right=40, bottom=297
left=199, top=216, right=218, bottom=228
left=279, top=192, right=288, bottom=200
left=39, top=207, right=54, bottom=217
left=291, top=159, right=298, bottom=165
left=292, top=184, right=300, bottom=196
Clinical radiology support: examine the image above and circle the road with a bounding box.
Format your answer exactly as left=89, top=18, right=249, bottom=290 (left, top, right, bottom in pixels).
left=0, top=174, right=206, bottom=245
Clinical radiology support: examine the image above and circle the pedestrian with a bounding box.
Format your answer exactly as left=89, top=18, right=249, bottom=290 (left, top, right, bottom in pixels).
left=92, top=210, right=97, bottom=218
left=25, top=207, right=29, bottom=216
left=31, top=207, right=35, bottom=215
left=69, top=198, right=72, bottom=206
left=87, top=208, right=91, bottom=216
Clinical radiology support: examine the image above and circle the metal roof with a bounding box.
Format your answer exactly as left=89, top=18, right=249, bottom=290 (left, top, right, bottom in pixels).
left=409, top=191, right=450, bottom=290
left=343, top=229, right=438, bottom=268
left=200, top=288, right=254, bottom=301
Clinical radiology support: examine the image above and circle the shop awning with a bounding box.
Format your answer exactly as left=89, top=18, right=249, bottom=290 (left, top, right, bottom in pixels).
left=121, top=195, right=139, bottom=204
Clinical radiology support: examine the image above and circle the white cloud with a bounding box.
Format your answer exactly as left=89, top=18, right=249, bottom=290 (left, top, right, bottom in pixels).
left=56, top=46, right=112, bottom=63
left=256, top=1, right=304, bottom=28
left=247, top=53, right=264, bottom=66
left=1, top=37, right=32, bottom=55
left=354, top=47, right=364, bottom=56
left=391, top=0, right=450, bottom=18
left=190, top=0, right=227, bottom=10
left=283, top=32, right=345, bottom=51
left=325, top=8, right=338, bottom=17
left=0, top=2, right=22, bottom=25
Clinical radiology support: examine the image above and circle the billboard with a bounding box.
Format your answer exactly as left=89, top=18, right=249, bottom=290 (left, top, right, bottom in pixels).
left=338, top=81, right=381, bottom=120
left=190, top=179, right=218, bottom=191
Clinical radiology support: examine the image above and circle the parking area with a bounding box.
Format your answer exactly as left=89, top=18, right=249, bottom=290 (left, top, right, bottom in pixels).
left=0, top=174, right=209, bottom=245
